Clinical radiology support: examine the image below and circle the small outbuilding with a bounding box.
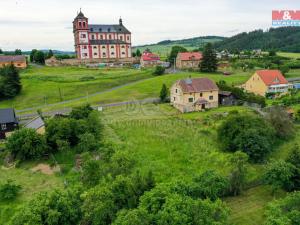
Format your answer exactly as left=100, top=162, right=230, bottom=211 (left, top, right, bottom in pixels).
left=0, top=108, right=19, bottom=139
left=218, top=91, right=237, bottom=106
left=24, top=116, right=45, bottom=134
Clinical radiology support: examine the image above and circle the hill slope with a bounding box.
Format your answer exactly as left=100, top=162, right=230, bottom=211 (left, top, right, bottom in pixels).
left=133, top=36, right=225, bottom=57
left=214, top=27, right=300, bottom=52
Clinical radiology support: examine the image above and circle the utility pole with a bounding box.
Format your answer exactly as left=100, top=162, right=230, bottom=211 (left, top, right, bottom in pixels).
left=173, top=58, right=176, bottom=73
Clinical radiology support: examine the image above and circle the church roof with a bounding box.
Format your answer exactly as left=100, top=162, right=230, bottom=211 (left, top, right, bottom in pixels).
left=75, top=11, right=87, bottom=19
left=89, top=24, right=131, bottom=34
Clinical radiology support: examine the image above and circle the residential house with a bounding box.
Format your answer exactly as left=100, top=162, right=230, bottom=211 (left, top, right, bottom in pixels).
left=24, top=116, right=45, bottom=134
left=176, top=52, right=202, bottom=69
left=170, top=78, right=219, bottom=113
left=243, top=70, right=292, bottom=96
left=0, top=55, right=27, bottom=69
left=140, top=51, right=161, bottom=67
left=0, top=108, right=19, bottom=139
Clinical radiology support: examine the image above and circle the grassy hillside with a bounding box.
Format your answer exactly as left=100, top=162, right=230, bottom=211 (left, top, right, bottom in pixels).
left=4, top=66, right=299, bottom=114
left=214, top=27, right=300, bottom=53
left=0, top=66, right=154, bottom=110
left=133, top=36, right=224, bottom=57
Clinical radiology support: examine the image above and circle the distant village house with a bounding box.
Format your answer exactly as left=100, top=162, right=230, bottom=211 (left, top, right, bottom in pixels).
left=0, top=108, right=19, bottom=139
left=243, top=70, right=292, bottom=96
left=0, top=55, right=27, bottom=69
left=170, top=78, right=219, bottom=113
left=140, top=50, right=169, bottom=68
left=176, top=52, right=202, bottom=69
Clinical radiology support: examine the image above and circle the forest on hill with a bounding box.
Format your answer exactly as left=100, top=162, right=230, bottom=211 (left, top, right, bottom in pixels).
left=214, top=27, right=300, bottom=53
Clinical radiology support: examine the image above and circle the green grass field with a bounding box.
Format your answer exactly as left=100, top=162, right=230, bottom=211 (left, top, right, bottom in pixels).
left=1, top=103, right=299, bottom=224
left=14, top=68, right=252, bottom=114
left=101, top=103, right=298, bottom=224
left=0, top=66, right=154, bottom=110
left=278, top=52, right=300, bottom=59
left=1, top=66, right=299, bottom=114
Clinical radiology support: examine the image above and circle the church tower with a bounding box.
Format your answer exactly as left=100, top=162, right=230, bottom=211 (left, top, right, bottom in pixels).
left=73, top=10, right=90, bottom=59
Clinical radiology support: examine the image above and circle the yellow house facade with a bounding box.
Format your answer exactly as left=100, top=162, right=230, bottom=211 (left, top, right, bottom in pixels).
left=244, top=70, right=290, bottom=96
left=170, top=78, right=219, bottom=113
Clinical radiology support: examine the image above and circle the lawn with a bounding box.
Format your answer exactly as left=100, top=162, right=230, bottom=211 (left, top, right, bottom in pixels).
left=278, top=52, right=300, bottom=59
left=0, top=166, right=63, bottom=224
left=101, top=103, right=300, bottom=224
left=0, top=66, right=154, bottom=110
left=19, top=69, right=251, bottom=114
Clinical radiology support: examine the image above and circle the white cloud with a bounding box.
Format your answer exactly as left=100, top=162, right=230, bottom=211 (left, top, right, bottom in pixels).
left=0, top=0, right=298, bottom=50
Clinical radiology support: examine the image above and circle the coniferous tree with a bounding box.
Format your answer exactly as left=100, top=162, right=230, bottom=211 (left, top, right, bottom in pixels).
left=30, top=49, right=37, bottom=62
left=136, top=49, right=141, bottom=57
left=200, top=43, right=218, bottom=72
left=14, top=49, right=22, bottom=55
left=47, top=49, right=54, bottom=59
left=159, top=84, right=168, bottom=102
left=0, top=64, right=22, bottom=98
left=0, top=49, right=3, bottom=54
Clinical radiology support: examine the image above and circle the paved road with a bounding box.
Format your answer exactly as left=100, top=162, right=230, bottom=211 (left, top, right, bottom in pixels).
left=16, top=77, right=154, bottom=114
left=17, top=98, right=160, bottom=120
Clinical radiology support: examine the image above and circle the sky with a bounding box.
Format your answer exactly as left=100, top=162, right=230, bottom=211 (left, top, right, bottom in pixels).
left=0, top=0, right=299, bottom=51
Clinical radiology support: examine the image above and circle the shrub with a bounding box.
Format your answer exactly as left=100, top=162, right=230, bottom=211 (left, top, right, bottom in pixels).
left=0, top=64, right=22, bottom=99
left=193, top=170, right=230, bottom=200
left=6, top=128, right=48, bottom=160
left=159, top=84, right=168, bottom=102
left=0, top=180, right=21, bottom=201
left=217, top=114, right=275, bottom=162
left=266, top=106, right=294, bottom=139
left=11, top=188, right=83, bottom=225
left=265, top=192, right=300, bottom=225
left=153, top=66, right=165, bottom=76
left=264, top=160, right=296, bottom=194
left=69, top=104, right=94, bottom=120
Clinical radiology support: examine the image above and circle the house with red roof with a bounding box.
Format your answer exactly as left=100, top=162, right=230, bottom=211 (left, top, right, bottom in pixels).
left=176, top=52, right=202, bottom=69
left=140, top=50, right=161, bottom=67
left=170, top=77, right=219, bottom=112
left=244, top=70, right=292, bottom=96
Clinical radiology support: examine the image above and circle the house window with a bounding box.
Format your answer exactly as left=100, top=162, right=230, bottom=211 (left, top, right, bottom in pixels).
left=108, top=28, right=111, bottom=32
left=1, top=124, right=6, bottom=130
left=102, top=53, right=106, bottom=57
left=93, top=46, right=97, bottom=49
left=122, top=52, right=125, bottom=55
left=83, top=22, right=86, bottom=27
left=127, top=36, right=130, bottom=41
left=91, top=35, right=95, bottom=40
left=83, top=46, right=87, bottom=49
left=94, top=53, right=97, bottom=56
left=121, top=45, right=125, bottom=49
left=120, top=36, right=123, bottom=41
left=188, top=97, right=194, bottom=103
left=200, top=93, right=203, bottom=97
left=99, top=28, right=102, bottom=32
left=174, top=97, right=176, bottom=101
left=175, top=89, right=178, bottom=93
left=109, top=35, right=112, bottom=39
left=90, top=28, right=94, bottom=32
left=111, top=46, right=115, bottom=49
left=79, top=22, right=82, bottom=27
left=111, top=52, right=115, bottom=55
left=102, top=46, right=106, bottom=49
left=100, top=35, right=103, bottom=40
left=209, top=96, right=214, bottom=100
left=83, top=53, right=88, bottom=57
left=81, top=34, right=86, bottom=38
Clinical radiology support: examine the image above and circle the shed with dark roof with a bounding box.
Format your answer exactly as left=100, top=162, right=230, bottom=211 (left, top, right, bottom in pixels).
left=0, top=108, right=19, bottom=139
